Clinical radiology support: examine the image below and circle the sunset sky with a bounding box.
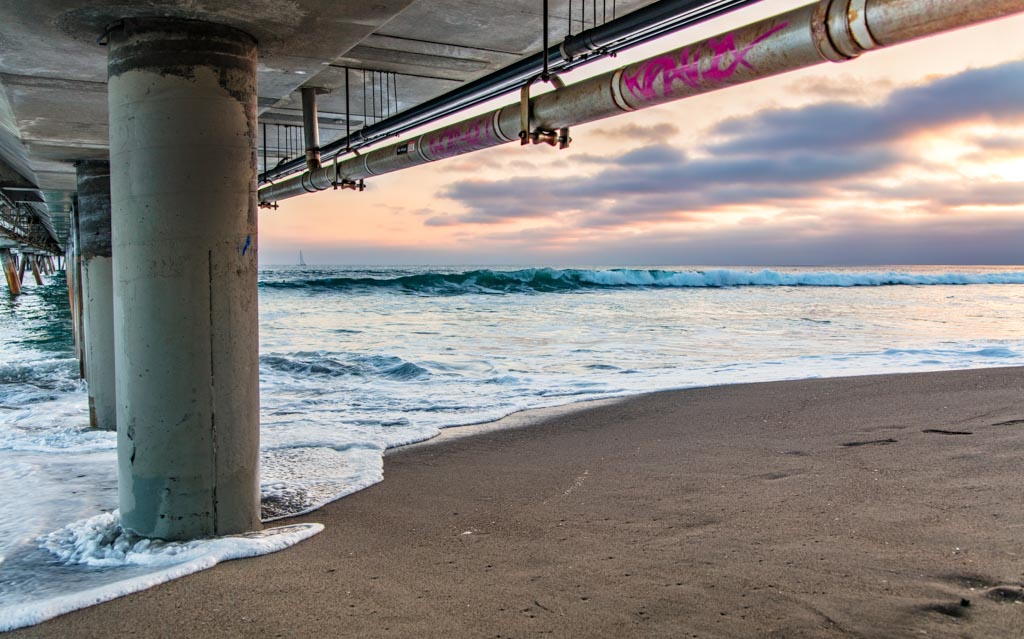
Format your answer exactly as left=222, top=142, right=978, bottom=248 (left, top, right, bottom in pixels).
left=258, top=0, right=1024, bottom=266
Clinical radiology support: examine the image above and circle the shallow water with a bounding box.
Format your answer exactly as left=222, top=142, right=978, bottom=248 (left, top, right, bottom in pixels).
left=2, top=265, right=1023, bottom=629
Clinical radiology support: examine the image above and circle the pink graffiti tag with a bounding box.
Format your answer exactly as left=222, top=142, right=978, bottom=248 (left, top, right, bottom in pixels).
left=623, top=22, right=789, bottom=102
left=427, top=115, right=497, bottom=160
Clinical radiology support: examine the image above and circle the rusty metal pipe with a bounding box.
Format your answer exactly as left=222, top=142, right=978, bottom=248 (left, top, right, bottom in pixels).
left=259, top=0, right=1024, bottom=204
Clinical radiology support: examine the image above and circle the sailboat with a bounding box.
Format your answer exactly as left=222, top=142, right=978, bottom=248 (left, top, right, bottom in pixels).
left=298, top=251, right=306, bottom=266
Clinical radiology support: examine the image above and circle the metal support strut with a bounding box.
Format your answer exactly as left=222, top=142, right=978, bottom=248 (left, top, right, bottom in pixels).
left=520, top=0, right=572, bottom=149
left=519, top=75, right=571, bottom=148
left=301, top=87, right=330, bottom=171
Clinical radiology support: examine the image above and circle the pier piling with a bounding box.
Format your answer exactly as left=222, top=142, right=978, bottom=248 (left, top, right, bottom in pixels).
left=0, top=247, right=20, bottom=296
left=108, top=18, right=262, bottom=540
left=76, top=160, right=116, bottom=431
left=29, top=254, right=42, bottom=285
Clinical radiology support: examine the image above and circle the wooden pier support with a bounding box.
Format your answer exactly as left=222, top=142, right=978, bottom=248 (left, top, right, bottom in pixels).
left=0, top=249, right=21, bottom=296
left=30, top=255, right=43, bottom=285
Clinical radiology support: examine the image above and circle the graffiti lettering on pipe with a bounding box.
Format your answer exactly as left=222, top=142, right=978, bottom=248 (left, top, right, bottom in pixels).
left=622, top=22, right=788, bottom=102
left=426, top=115, right=499, bottom=160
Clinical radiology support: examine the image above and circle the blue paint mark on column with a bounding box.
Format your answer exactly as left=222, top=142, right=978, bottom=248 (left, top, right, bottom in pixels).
left=241, top=235, right=251, bottom=256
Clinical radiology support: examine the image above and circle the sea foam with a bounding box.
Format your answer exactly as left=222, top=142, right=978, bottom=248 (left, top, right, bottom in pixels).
left=0, top=512, right=322, bottom=632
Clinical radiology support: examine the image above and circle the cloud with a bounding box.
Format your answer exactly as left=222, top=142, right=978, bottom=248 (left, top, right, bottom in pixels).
left=434, top=60, right=1024, bottom=234
left=712, top=60, right=1024, bottom=155
left=556, top=213, right=1024, bottom=266
left=593, top=122, right=681, bottom=143
left=784, top=74, right=896, bottom=99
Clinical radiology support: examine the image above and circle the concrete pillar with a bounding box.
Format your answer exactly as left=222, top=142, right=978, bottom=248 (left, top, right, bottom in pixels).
left=0, top=247, right=20, bottom=296
left=70, top=207, right=86, bottom=378
left=107, top=18, right=261, bottom=540
left=64, top=242, right=78, bottom=359
left=76, top=160, right=116, bottom=431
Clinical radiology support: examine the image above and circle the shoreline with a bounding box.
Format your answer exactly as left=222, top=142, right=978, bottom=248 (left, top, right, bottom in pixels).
left=397, top=364, right=1024, bottom=453
left=11, top=367, right=1024, bottom=637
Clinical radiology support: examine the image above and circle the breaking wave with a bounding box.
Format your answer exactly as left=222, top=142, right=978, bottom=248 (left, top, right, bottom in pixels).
left=260, top=353, right=431, bottom=381
left=259, top=268, right=1024, bottom=294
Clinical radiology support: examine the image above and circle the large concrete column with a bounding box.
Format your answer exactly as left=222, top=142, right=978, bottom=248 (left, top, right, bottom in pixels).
left=76, top=160, right=116, bottom=431
left=107, top=18, right=261, bottom=540
left=71, top=206, right=86, bottom=378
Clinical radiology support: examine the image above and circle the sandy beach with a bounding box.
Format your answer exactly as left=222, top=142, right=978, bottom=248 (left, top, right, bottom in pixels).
left=11, top=367, right=1024, bottom=638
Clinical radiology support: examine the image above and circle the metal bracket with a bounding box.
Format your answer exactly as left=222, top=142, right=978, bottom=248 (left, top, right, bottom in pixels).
left=519, top=74, right=571, bottom=149
left=330, top=155, right=365, bottom=191
left=259, top=178, right=278, bottom=209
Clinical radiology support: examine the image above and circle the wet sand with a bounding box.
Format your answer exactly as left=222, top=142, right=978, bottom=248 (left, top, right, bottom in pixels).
left=12, top=367, right=1024, bottom=638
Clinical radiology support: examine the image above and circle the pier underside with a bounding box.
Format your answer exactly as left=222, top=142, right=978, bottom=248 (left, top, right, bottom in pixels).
left=0, top=0, right=661, bottom=540
left=1, top=0, right=1022, bottom=542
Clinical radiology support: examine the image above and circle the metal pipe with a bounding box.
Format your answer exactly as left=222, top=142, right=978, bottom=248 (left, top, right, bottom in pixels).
left=260, top=0, right=763, bottom=182
left=261, top=0, right=1024, bottom=205
left=301, top=87, right=322, bottom=171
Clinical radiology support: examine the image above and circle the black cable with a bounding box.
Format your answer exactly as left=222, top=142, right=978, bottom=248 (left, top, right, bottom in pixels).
left=542, top=0, right=550, bottom=79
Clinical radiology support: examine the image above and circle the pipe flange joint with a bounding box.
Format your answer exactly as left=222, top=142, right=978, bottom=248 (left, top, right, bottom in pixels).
left=845, top=0, right=879, bottom=52
left=814, top=0, right=879, bottom=62
left=811, top=0, right=846, bottom=62
left=610, top=68, right=636, bottom=112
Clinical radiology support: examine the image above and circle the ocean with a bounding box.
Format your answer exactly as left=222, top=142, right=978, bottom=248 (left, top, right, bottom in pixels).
left=2, top=264, right=1024, bottom=629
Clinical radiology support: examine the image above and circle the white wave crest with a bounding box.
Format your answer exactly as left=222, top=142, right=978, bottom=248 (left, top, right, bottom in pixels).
left=572, top=268, right=1024, bottom=288
left=0, top=512, right=321, bottom=632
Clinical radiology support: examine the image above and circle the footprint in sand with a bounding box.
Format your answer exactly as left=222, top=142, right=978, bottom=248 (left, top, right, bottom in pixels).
left=921, top=600, right=971, bottom=618
left=985, top=586, right=1024, bottom=603
left=840, top=438, right=897, bottom=447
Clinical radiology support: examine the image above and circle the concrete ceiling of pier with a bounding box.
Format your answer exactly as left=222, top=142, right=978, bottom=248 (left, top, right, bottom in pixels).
left=0, top=0, right=655, bottom=249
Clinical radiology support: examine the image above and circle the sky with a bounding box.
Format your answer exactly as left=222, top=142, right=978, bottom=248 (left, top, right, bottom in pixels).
left=258, top=0, right=1024, bottom=266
